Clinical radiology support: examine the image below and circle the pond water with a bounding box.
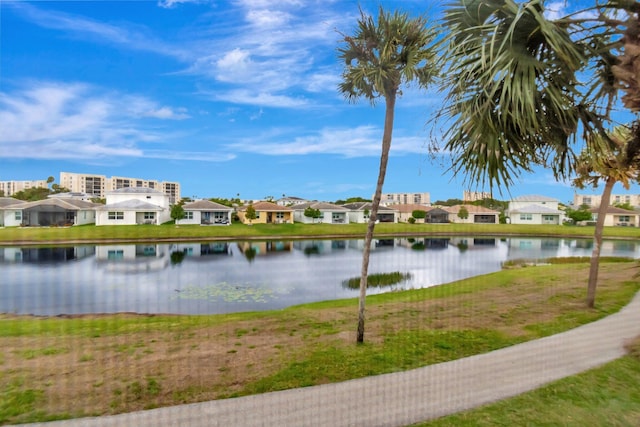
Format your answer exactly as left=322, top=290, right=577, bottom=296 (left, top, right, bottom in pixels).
left=1, top=236, right=638, bottom=316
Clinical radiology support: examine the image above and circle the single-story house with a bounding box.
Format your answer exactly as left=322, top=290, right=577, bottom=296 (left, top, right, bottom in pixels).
left=0, top=197, right=27, bottom=226
left=507, top=195, right=565, bottom=225
left=292, top=202, right=350, bottom=224
left=237, top=201, right=293, bottom=224
left=390, top=204, right=429, bottom=223
left=1, top=197, right=98, bottom=227
left=276, top=196, right=308, bottom=206
left=444, top=204, right=500, bottom=224
left=177, top=200, right=233, bottom=225
left=590, top=206, right=640, bottom=227
left=425, top=207, right=450, bottom=223
left=95, top=187, right=171, bottom=226
left=342, top=202, right=398, bottom=223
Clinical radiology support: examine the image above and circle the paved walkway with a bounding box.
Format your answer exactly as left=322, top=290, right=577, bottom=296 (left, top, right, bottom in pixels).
left=18, top=291, right=640, bottom=427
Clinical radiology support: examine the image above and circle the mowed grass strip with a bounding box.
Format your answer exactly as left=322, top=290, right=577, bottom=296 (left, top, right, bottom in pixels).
left=2, top=222, right=640, bottom=245
left=417, top=335, right=640, bottom=427
left=0, top=260, right=638, bottom=424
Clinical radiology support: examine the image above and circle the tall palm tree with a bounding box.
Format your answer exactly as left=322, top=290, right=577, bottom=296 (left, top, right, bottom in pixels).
left=574, top=126, right=640, bottom=307
left=338, top=6, right=438, bottom=343
left=439, top=0, right=640, bottom=307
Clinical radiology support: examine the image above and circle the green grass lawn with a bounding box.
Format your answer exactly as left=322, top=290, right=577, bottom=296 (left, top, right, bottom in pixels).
left=1, top=260, right=638, bottom=424
left=417, top=337, right=640, bottom=426
left=1, top=222, right=639, bottom=244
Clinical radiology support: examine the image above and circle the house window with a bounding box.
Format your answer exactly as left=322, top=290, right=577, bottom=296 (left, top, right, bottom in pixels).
left=582, top=197, right=592, bottom=205
left=542, top=215, right=556, bottom=222
left=214, top=212, right=226, bottom=220
left=276, top=212, right=285, bottom=220
left=519, top=214, right=532, bottom=221
left=108, top=211, right=124, bottom=220
left=15, top=211, right=22, bottom=221
left=107, top=250, right=124, bottom=260
left=619, top=216, right=630, bottom=223
left=184, top=212, right=194, bottom=220
left=143, top=212, right=155, bottom=220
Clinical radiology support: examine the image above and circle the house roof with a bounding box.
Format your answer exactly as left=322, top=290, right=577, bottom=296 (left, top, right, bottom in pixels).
left=277, top=196, right=306, bottom=202
left=291, top=202, right=349, bottom=211
left=13, top=198, right=99, bottom=210
left=240, top=201, right=292, bottom=212
left=183, top=200, right=233, bottom=211
left=342, top=202, right=397, bottom=212
left=509, top=204, right=563, bottom=214
left=0, top=197, right=27, bottom=208
left=444, top=204, right=500, bottom=214
left=107, top=187, right=165, bottom=195
left=590, top=206, right=640, bottom=215
left=97, top=200, right=163, bottom=211
left=511, top=194, right=560, bottom=203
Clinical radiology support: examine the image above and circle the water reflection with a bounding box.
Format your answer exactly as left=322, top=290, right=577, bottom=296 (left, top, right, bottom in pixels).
left=0, top=236, right=638, bottom=316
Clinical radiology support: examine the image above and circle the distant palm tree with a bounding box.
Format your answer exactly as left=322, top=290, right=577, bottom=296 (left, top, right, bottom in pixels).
left=574, top=126, right=640, bottom=307
left=438, top=0, right=640, bottom=307
left=338, top=6, right=438, bottom=343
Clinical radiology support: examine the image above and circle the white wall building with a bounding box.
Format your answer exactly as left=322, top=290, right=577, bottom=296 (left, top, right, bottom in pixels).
left=507, top=195, right=565, bottom=225
left=0, top=180, right=48, bottom=197
left=60, top=172, right=181, bottom=203
left=96, top=188, right=171, bottom=226
left=574, top=193, right=640, bottom=208
left=380, top=192, right=430, bottom=206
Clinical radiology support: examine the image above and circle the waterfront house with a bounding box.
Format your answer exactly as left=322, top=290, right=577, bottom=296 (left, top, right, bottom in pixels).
left=237, top=201, right=293, bottom=224
left=342, top=202, right=398, bottom=223
left=590, top=206, right=639, bottom=227
left=291, top=202, right=350, bottom=224
left=177, top=200, right=233, bottom=225
left=95, top=187, right=170, bottom=226
left=445, top=204, right=500, bottom=224
left=1, top=197, right=98, bottom=227
left=0, top=197, right=27, bottom=227
left=507, top=195, right=564, bottom=225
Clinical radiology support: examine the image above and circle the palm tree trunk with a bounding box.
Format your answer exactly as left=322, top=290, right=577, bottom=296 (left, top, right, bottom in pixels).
left=357, top=93, right=396, bottom=343
left=586, top=176, right=615, bottom=308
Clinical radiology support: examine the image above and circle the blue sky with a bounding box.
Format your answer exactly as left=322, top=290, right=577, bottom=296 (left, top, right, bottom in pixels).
left=1, top=0, right=638, bottom=204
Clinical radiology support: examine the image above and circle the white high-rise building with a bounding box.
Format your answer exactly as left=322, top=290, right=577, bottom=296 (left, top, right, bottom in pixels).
left=574, top=193, right=640, bottom=208
left=380, top=192, right=430, bottom=206
left=60, top=172, right=181, bottom=204
left=0, top=180, right=48, bottom=196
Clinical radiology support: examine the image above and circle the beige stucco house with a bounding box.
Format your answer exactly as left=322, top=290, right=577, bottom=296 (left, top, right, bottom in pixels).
left=237, top=201, right=293, bottom=224
left=590, top=206, right=639, bottom=227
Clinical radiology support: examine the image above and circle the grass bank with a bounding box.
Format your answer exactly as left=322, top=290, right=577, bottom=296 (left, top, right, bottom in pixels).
left=1, top=259, right=638, bottom=424
left=418, top=335, right=640, bottom=426
left=1, top=222, right=640, bottom=245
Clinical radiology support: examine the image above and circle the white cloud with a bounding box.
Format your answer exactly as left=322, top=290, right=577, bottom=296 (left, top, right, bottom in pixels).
left=8, top=1, right=347, bottom=109
left=246, top=9, right=292, bottom=28
left=144, top=107, right=191, bottom=120
left=226, top=126, right=427, bottom=157
left=8, top=2, right=189, bottom=60
left=157, top=0, right=207, bottom=9
left=0, top=81, right=221, bottom=162
left=210, top=89, right=308, bottom=108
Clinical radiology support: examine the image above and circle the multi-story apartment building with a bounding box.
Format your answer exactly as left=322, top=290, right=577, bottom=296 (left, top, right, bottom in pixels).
left=60, top=172, right=180, bottom=204
left=463, top=190, right=492, bottom=202
left=60, top=173, right=106, bottom=198
left=0, top=180, right=48, bottom=196
left=161, top=182, right=180, bottom=205
left=380, top=192, right=430, bottom=206
left=574, top=193, right=640, bottom=208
